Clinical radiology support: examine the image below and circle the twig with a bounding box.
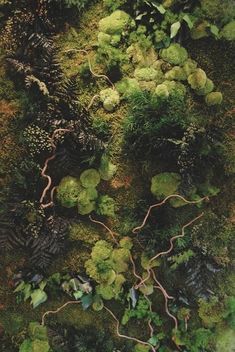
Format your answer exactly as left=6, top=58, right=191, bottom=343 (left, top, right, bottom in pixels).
left=40, top=128, right=70, bottom=208
left=132, top=194, right=208, bottom=234
left=103, top=306, right=156, bottom=352
left=41, top=300, right=80, bottom=326
left=154, top=285, right=178, bottom=330
left=89, top=215, right=119, bottom=244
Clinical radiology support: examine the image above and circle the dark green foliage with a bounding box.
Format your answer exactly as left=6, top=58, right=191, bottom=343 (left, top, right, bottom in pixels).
left=123, top=90, right=187, bottom=160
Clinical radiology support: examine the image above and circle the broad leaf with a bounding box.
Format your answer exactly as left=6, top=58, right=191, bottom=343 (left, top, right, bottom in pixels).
left=210, top=24, right=219, bottom=38
left=154, top=4, right=166, bottom=14
left=30, top=289, right=47, bottom=308
left=170, top=21, right=181, bottom=38
left=73, top=290, right=83, bottom=300
left=183, top=14, right=194, bottom=29
left=81, top=293, right=93, bottom=310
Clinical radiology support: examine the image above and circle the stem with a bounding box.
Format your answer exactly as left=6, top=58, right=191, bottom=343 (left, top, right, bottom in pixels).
left=89, top=215, right=119, bottom=244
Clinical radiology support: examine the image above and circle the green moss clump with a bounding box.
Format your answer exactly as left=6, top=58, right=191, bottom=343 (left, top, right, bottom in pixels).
left=80, top=169, right=101, bottom=188
left=154, top=83, right=170, bottom=98
left=57, top=176, right=83, bottom=208
left=190, top=21, right=209, bottom=40
left=205, top=92, right=223, bottom=106
left=98, top=10, right=134, bottom=35
left=165, top=66, right=187, bottom=81
left=221, top=21, right=235, bottom=41
left=198, top=297, right=224, bottom=328
left=96, top=195, right=115, bottom=217
left=69, top=222, right=100, bottom=244
left=216, top=328, right=235, bottom=352
left=116, top=77, right=141, bottom=98
left=100, top=88, right=120, bottom=112
left=160, top=43, right=188, bottom=65
left=183, top=58, right=198, bottom=76
left=134, top=67, right=164, bottom=83
left=151, top=172, right=181, bottom=199
left=195, top=78, right=214, bottom=96
left=188, top=68, right=207, bottom=90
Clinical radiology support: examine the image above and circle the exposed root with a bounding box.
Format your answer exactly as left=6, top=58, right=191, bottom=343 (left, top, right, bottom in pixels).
left=104, top=306, right=156, bottom=352
left=132, top=194, right=208, bottom=234
left=63, top=48, right=115, bottom=89
left=154, top=285, right=178, bottom=330
left=87, top=94, right=100, bottom=110
left=41, top=300, right=80, bottom=326
left=89, top=215, right=119, bottom=244
left=40, top=128, right=70, bottom=208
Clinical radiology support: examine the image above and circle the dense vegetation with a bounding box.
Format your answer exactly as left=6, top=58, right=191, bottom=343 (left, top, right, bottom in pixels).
left=0, top=0, right=234, bottom=351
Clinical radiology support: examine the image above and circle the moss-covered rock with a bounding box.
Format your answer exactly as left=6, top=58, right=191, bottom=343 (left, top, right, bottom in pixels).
left=160, top=43, right=188, bottom=65
left=163, top=80, right=186, bottom=96
left=116, top=77, right=141, bottom=97
left=126, top=43, right=158, bottom=67
left=99, top=10, right=134, bottom=35
left=221, top=21, right=235, bottom=41
left=188, top=68, right=207, bottom=90
left=100, top=88, right=120, bottom=112
left=205, top=92, right=223, bottom=106
left=57, top=176, right=83, bottom=208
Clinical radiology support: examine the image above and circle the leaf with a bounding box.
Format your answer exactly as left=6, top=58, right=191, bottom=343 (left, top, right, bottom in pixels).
left=183, top=14, right=194, bottom=29
left=210, top=24, right=219, bottom=38
left=14, top=281, right=25, bottom=293
left=135, top=12, right=147, bottom=20
left=30, top=289, right=47, bottom=308
left=170, top=21, right=181, bottom=39
left=23, top=284, right=32, bottom=302
left=39, top=280, right=47, bottom=291
left=154, top=4, right=166, bottom=14
left=81, top=293, right=93, bottom=310
left=148, top=335, right=159, bottom=346
left=99, top=155, right=117, bottom=181
left=73, top=290, right=83, bottom=300
left=129, top=287, right=138, bottom=308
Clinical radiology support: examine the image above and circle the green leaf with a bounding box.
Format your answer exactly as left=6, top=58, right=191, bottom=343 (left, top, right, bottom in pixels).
left=73, top=290, right=83, bottom=300
left=170, top=21, right=181, bottom=38
left=148, top=335, right=158, bottom=346
left=30, top=289, right=47, bottom=309
left=81, top=293, right=93, bottom=310
left=135, top=12, right=147, bottom=20
left=14, top=281, right=25, bottom=293
left=210, top=24, right=219, bottom=38
left=39, top=280, right=47, bottom=291
left=154, top=4, right=166, bottom=14
left=183, top=14, right=194, bottom=29
left=23, top=283, right=32, bottom=302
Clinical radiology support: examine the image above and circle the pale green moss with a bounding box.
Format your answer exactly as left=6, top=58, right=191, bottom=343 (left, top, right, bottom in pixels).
left=205, top=91, right=223, bottom=105
left=183, top=58, right=198, bottom=76
left=221, top=21, right=235, bottom=41
left=69, top=222, right=100, bottom=244
left=165, top=66, right=187, bottom=81
left=57, top=176, right=83, bottom=208
left=126, top=43, right=158, bottom=67
left=188, top=68, right=207, bottom=90
left=134, top=67, right=164, bottom=83
left=160, top=43, right=188, bottom=65
left=100, top=88, right=120, bottom=112
left=154, top=83, right=169, bottom=98
left=116, top=77, right=141, bottom=97
left=151, top=172, right=181, bottom=199
left=98, top=10, right=134, bottom=35
left=195, top=78, right=214, bottom=96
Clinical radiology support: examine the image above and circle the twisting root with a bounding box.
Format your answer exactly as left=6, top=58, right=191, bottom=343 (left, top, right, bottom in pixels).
left=104, top=306, right=156, bottom=352
left=87, top=94, right=100, bottom=110
left=89, top=215, right=119, bottom=244
left=154, top=285, right=178, bottom=330
left=151, top=269, right=173, bottom=300
left=144, top=295, right=154, bottom=337
left=40, top=128, right=70, bottom=208
left=41, top=186, right=57, bottom=209
left=149, top=212, right=204, bottom=263
left=129, top=254, right=143, bottom=283
left=132, top=194, right=208, bottom=234
left=41, top=300, right=80, bottom=326
left=63, top=48, right=115, bottom=89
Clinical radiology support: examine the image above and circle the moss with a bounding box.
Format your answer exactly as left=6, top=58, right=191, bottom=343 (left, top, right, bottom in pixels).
left=160, top=43, right=188, bottom=65
left=216, top=328, right=235, bottom=352
left=165, top=66, right=187, bottom=81
left=221, top=21, right=235, bottom=41
left=98, top=10, right=134, bottom=35
left=205, top=91, right=223, bottom=106
left=163, top=80, right=186, bottom=96
left=100, top=88, right=120, bottom=112
left=69, top=222, right=100, bottom=244
left=126, top=43, right=158, bottom=67
left=134, top=67, right=164, bottom=83
left=195, top=78, right=214, bottom=96
left=183, top=58, right=198, bottom=76
left=151, top=172, right=181, bottom=199
left=188, top=68, right=207, bottom=90
left=154, top=83, right=169, bottom=98
left=190, top=21, right=209, bottom=40
left=198, top=297, right=224, bottom=328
